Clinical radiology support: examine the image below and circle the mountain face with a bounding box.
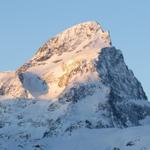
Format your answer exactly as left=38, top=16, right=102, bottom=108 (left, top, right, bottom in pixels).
left=0, top=21, right=150, bottom=149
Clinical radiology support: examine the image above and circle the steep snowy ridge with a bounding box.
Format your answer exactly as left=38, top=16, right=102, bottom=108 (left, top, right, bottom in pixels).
left=16, top=21, right=111, bottom=74
left=0, top=21, right=150, bottom=150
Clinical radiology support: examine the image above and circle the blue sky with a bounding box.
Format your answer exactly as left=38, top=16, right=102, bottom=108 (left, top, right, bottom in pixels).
left=0, top=0, right=149, bottom=99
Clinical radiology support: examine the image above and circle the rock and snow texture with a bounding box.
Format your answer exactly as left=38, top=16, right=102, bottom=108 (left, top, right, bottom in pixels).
left=1, top=99, right=150, bottom=150
left=0, top=21, right=149, bottom=149
left=23, top=126, right=150, bottom=150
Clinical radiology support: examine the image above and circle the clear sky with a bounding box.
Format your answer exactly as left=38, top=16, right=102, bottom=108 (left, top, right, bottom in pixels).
left=0, top=0, right=149, bottom=99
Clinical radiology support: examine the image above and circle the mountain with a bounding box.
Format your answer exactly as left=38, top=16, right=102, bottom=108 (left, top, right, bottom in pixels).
left=0, top=21, right=150, bottom=150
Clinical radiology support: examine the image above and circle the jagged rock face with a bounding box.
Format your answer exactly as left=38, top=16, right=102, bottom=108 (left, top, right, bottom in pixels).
left=96, top=47, right=147, bottom=100
left=0, top=21, right=149, bottom=142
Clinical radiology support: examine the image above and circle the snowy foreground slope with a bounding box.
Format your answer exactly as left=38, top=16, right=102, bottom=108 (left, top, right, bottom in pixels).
left=0, top=21, right=150, bottom=150
left=1, top=99, right=150, bottom=150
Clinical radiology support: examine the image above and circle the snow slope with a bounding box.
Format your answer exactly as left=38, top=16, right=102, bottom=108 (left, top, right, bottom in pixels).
left=0, top=99, right=150, bottom=150
left=38, top=126, right=150, bottom=150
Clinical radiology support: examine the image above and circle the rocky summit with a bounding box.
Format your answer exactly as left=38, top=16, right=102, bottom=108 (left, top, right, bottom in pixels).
left=0, top=21, right=150, bottom=150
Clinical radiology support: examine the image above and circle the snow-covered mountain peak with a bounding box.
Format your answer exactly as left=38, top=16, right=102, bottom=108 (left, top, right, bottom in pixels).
left=9, top=21, right=112, bottom=99
left=16, top=21, right=111, bottom=73
left=34, top=21, right=111, bottom=58
left=0, top=21, right=150, bottom=149
left=0, top=21, right=147, bottom=102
